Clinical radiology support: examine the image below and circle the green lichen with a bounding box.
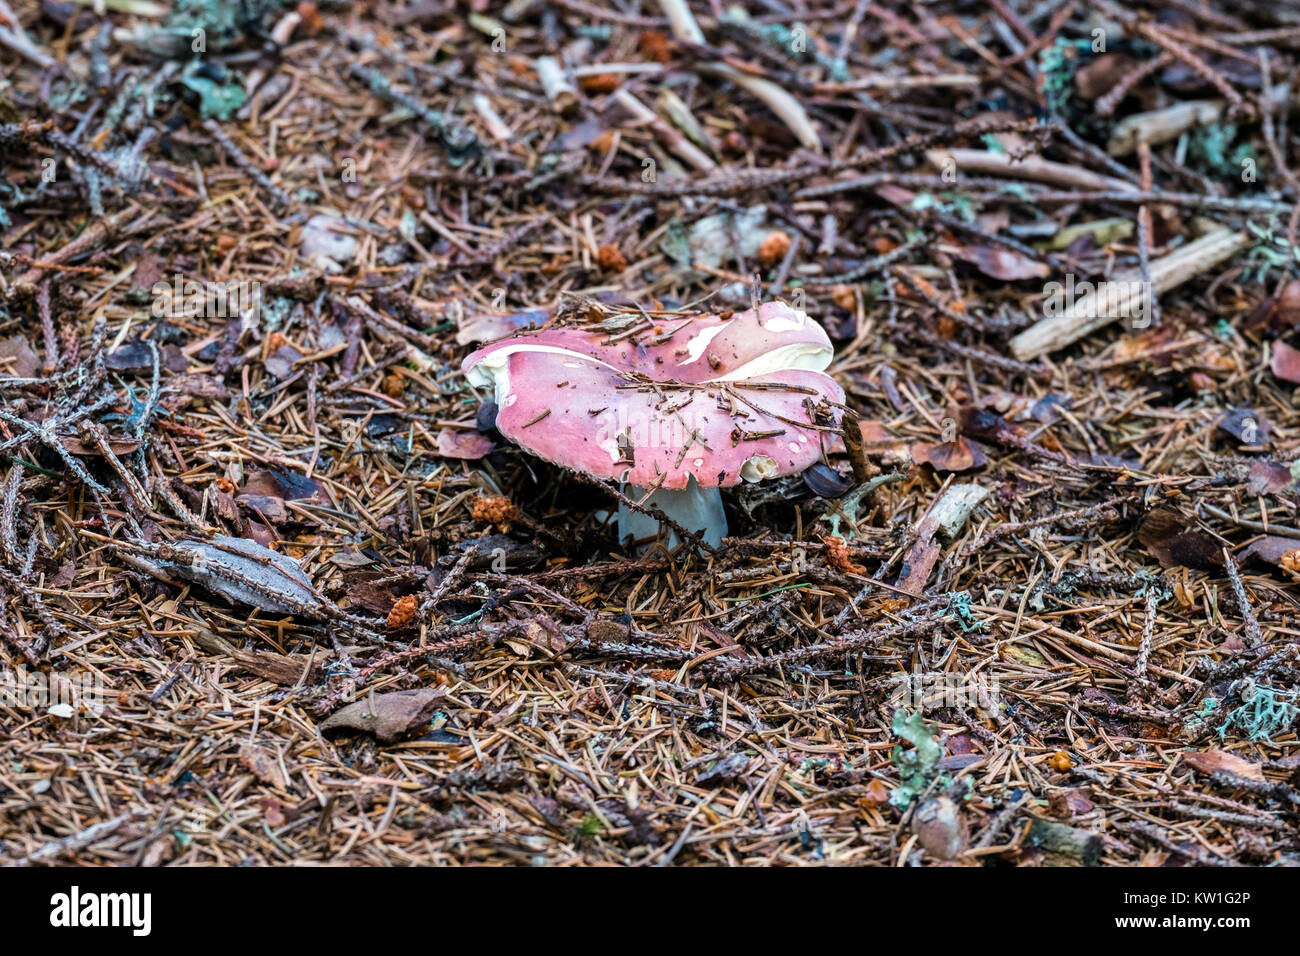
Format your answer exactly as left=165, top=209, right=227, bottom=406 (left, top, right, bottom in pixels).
left=1038, top=39, right=1092, bottom=118
left=944, top=592, right=987, bottom=633
left=1187, top=122, right=1255, bottom=174
left=909, top=190, right=978, bottom=222
left=1242, top=221, right=1300, bottom=285
left=135, top=0, right=287, bottom=58
left=180, top=65, right=246, bottom=121
left=1218, top=683, right=1299, bottom=744
left=889, top=710, right=946, bottom=809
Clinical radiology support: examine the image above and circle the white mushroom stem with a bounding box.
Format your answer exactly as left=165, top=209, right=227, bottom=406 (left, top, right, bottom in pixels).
left=617, top=479, right=727, bottom=550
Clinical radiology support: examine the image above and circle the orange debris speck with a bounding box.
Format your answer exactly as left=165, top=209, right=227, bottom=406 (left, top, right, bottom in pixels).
left=596, top=244, right=627, bottom=272
left=387, top=594, right=418, bottom=631
left=472, top=495, right=521, bottom=532
left=822, top=535, right=866, bottom=575
left=759, top=231, right=792, bottom=268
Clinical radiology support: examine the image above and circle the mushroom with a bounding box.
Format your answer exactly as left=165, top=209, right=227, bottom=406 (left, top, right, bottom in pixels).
left=462, top=300, right=844, bottom=548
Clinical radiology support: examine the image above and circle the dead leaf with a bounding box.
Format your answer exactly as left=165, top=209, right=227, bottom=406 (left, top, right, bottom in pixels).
left=1217, top=407, right=1270, bottom=445
left=1138, top=508, right=1222, bottom=570
left=242, top=467, right=324, bottom=502
left=319, top=688, right=445, bottom=743
left=455, top=308, right=547, bottom=346
left=436, top=428, right=494, bottom=460
left=1276, top=281, right=1300, bottom=327
left=955, top=244, right=1049, bottom=281
left=1246, top=460, right=1293, bottom=496
left=1271, top=341, right=1300, bottom=384
left=343, top=570, right=404, bottom=613
left=1181, top=749, right=1263, bottom=782
left=190, top=627, right=318, bottom=685
left=239, top=742, right=289, bottom=790
left=1241, top=535, right=1300, bottom=570
left=60, top=436, right=141, bottom=457
left=0, top=336, right=39, bottom=379
left=1048, top=788, right=1096, bottom=818
left=264, top=343, right=304, bottom=380
left=157, top=536, right=324, bottom=616
left=237, top=494, right=287, bottom=523
left=913, top=795, right=967, bottom=860
left=696, top=753, right=752, bottom=783
left=166, top=372, right=231, bottom=402
left=911, top=437, right=989, bottom=472
left=1075, top=52, right=1138, bottom=100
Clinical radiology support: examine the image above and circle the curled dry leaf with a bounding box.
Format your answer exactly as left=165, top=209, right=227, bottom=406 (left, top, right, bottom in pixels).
left=319, top=688, right=445, bottom=743
left=455, top=308, right=548, bottom=346
left=696, top=752, right=753, bottom=784
left=155, top=535, right=324, bottom=616
left=1217, top=407, right=1270, bottom=445
left=0, top=335, right=39, bottom=379
left=911, top=437, right=989, bottom=472
left=239, top=742, right=289, bottom=790
left=954, top=243, right=1049, bottom=281
left=242, top=467, right=325, bottom=502
left=1275, top=281, right=1300, bottom=327
left=1240, top=534, right=1300, bottom=570
left=1181, top=749, right=1264, bottom=782
left=1137, top=508, right=1222, bottom=571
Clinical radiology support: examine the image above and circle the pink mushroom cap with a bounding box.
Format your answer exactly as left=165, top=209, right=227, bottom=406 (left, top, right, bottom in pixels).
left=462, top=302, right=844, bottom=490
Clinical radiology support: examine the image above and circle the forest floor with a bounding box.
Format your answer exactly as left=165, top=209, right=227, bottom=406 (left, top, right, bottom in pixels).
left=1, top=0, right=1299, bottom=866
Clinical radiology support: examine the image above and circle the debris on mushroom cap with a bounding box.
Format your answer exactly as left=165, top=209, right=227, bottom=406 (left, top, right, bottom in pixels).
left=462, top=300, right=844, bottom=489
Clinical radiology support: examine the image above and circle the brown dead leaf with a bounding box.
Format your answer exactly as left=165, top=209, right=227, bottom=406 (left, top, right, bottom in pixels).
left=1181, top=749, right=1263, bottom=782
left=319, top=688, right=445, bottom=743
left=436, top=427, right=494, bottom=459
left=911, top=437, right=989, bottom=472
left=1241, top=535, right=1300, bottom=569
left=1138, top=508, right=1223, bottom=570
left=954, top=244, right=1049, bottom=281
left=1271, top=340, right=1300, bottom=384
left=242, top=467, right=325, bottom=502
left=190, top=628, right=317, bottom=685
left=1217, top=407, right=1270, bottom=445
left=1247, top=460, right=1293, bottom=496
left=239, top=742, right=289, bottom=790
left=0, top=336, right=39, bottom=379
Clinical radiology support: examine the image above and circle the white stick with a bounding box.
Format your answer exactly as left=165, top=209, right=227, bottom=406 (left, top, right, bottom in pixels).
left=703, top=65, right=823, bottom=152
left=1009, top=228, right=1249, bottom=361
left=535, top=56, right=578, bottom=114
left=1108, top=100, right=1223, bottom=157
left=926, top=148, right=1137, bottom=193
left=657, top=0, right=705, bottom=44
